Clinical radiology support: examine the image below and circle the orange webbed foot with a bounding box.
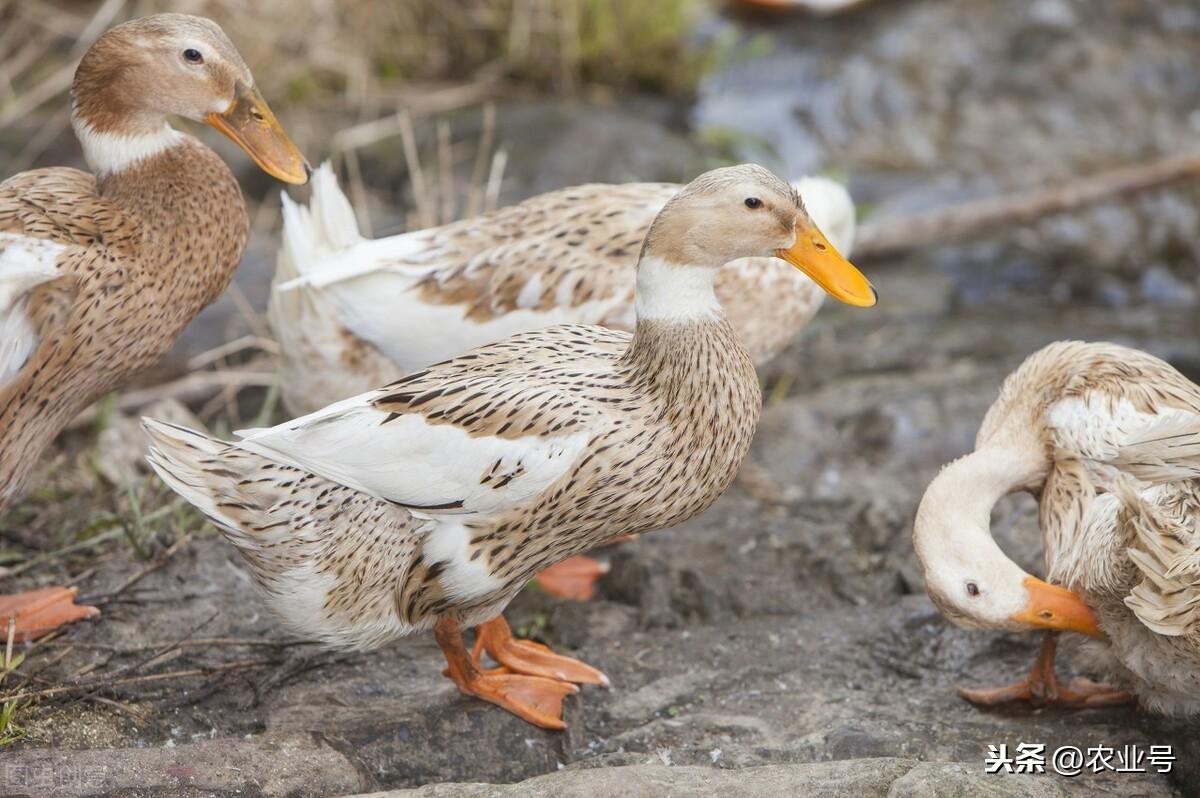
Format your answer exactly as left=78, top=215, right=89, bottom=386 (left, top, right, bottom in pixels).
left=474, top=615, right=609, bottom=687
left=0, top=586, right=99, bottom=643
left=454, top=670, right=580, bottom=730
left=435, top=615, right=585, bottom=729
left=959, top=632, right=1132, bottom=710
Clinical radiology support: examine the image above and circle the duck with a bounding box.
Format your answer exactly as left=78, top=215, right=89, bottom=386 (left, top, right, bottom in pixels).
left=913, top=340, right=1200, bottom=713
left=144, top=163, right=877, bottom=729
left=268, top=165, right=857, bottom=417
left=269, top=168, right=854, bottom=600
left=0, top=14, right=307, bottom=639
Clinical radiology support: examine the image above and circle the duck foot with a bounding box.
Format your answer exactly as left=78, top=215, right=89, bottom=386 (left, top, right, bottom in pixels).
left=473, top=615, right=610, bottom=687
left=533, top=555, right=609, bottom=600
left=531, top=536, right=635, bottom=600
left=958, top=632, right=1133, bottom=709
left=0, top=586, right=99, bottom=643
left=435, top=616, right=578, bottom=730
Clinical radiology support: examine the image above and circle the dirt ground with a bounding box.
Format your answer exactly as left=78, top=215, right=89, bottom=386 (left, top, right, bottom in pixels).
left=4, top=257, right=1199, bottom=797
left=3, top=1, right=1200, bottom=796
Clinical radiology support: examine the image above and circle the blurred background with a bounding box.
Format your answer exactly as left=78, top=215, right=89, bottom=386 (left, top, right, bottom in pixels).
left=3, top=0, right=1198, bottom=376
left=3, top=2, right=1200, bottom=792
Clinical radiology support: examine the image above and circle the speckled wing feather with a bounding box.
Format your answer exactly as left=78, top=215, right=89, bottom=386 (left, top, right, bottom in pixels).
left=0, top=168, right=110, bottom=244
left=144, top=418, right=429, bottom=648
left=0, top=168, right=125, bottom=390
left=284, top=171, right=666, bottom=317
left=1003, top=342, right=1200, bottom=639
left=1119, top=480, right=1200, bottom=637
left=234, top=324, right=631, bottom=518
left=269, top=172, right=669, bottom=405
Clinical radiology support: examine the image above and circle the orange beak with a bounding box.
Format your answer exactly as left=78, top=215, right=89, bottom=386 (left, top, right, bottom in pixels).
left=205, top=81, right=309, bottom=185
left=1009, top=576, right=1105, bottom=639
left=775, top=217, right=877, bottom=307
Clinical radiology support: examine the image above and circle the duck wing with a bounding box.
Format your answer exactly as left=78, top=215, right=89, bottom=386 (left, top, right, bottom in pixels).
left=234, top=324, right=629, bottom=519
left=272, top=165, right=667, bottom=371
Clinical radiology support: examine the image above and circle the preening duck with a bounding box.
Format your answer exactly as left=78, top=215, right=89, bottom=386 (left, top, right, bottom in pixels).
left=145, top=163, right=876, bottom=729
left=0, top=14, right=307, bottom=638
left=268, top=165, right=857, bottom=416
left=914, top=341, right=1200, bottom=713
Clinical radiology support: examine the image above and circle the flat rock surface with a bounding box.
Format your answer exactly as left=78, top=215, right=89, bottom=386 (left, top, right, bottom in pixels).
left=3, top=1, right=1200, bottom=797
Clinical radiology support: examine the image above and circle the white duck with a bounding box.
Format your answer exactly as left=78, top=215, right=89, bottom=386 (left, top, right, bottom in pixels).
left=147, top=164, right=877, bottom=729
left=914, top=340, right=1200, bottom=713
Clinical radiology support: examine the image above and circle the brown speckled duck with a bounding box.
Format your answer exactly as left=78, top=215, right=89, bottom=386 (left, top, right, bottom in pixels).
left=0, top=14, right=306, bottom=638
left=145, top=164, right=877, bottom=729
left=271, top=168, right=855, bottom=600
left=914, top=341, right=1200, bottom=714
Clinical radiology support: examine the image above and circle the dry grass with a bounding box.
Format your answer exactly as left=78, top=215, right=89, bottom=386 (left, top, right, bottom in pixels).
left=0, top=0, right=718, bottom=171
left=0, top=0, right=724, bottom=246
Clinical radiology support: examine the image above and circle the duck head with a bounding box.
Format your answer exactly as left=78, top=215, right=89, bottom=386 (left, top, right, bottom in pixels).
left=637, top=164, right=876, bottom=320
left=912, top=449, right=1105, bottom=639
left=71, top=13, right=308, bottom=184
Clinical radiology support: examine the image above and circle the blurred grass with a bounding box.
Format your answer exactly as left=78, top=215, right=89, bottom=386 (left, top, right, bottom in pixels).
left=0, top=0, right=718, bottom=119
left=0, top=0, right=728, bottom=196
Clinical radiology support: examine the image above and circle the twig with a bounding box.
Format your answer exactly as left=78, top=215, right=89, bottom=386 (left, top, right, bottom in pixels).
left=67, top=367, right=275, bottom=430
left=0, top=658, right=275, bottom=703
left=4, top=616, right=13, bottom=672
left=398, top=110, right=434, bottom=229
left=344, top=147, right=373, bottom=238
left=855, top=151, right=1200, bottom=258
left=466, top=104, right=497, bottom=218
left=0, top=526, right=125, bottom=579
left=104, top=531, right=195, bottom=601
left=45, top=637, right=315, bottom=653
left=328, top=80, right=501, bottom=153
left=185, top=335, right=280, bottom=371
left=484, top=149, right=508, bottom=213
left=437, top=119, right=456, bottom=225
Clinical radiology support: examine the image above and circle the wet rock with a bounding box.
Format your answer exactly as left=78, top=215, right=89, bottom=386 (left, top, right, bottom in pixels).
left=603, top=546, right=680, bottom=628
left=0, top=734, right=363, bottom=797
left=1139, top=264, right=1198, bottom=308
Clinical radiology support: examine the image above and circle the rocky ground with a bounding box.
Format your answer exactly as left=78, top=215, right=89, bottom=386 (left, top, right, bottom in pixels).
left=3, top=1, right=1200, bottom=796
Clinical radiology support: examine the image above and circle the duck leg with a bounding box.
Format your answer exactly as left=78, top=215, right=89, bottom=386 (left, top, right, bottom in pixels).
left=472, top=615, right=610, bottom=687
left=958, top=632, right=1132, bottom=708
left=434, top=616, right=578, bottom=730
left=0, top=586, right=99, bottom=643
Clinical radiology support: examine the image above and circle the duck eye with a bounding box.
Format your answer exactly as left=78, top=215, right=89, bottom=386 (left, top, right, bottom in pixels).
left=183, top=49, right=204, bottom=64
left=744, top=197, right=763, bottom=210
left=965, top=581, right=980, bottom=597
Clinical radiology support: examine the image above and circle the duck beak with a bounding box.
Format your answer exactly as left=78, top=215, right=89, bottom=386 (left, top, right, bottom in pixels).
left=1010, top=576, right=1105, bottom=639
left=205, top=81, right=310, bottom=185
left=776, top=217, right=876, bottom=307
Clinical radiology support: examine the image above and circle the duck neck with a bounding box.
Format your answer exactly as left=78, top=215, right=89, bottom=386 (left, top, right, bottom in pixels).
left=71, top=110, right=185, bottom=181
left=70, top=46, right=188, bottom=179
left=622, top=255, right=752, bottom=395
left=70, top=87, right=248, bottom=311
left=913, top=446, right=1044, bottom=569
left=633, top=255, right=721, bottom=324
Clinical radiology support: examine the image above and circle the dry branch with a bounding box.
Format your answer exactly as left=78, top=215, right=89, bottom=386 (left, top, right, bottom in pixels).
left=855, top=152, right=1200, bottom=258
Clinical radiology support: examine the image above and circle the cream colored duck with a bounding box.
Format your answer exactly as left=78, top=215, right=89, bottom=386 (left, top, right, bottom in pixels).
left=145, top=163, right=877, bottom=729
left=914, top=340, right=1200, bottom=713
left=0, top=14, right=307, bottom=640
left=268, top=165, right=857, bottom=416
